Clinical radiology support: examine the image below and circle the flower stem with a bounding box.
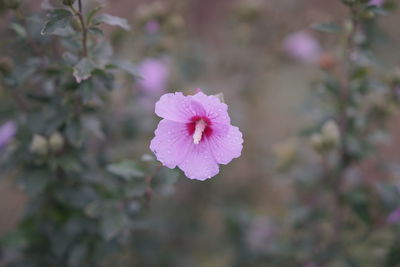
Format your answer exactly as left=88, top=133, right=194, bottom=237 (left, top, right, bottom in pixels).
left=70, top=0, right=88, bottom=58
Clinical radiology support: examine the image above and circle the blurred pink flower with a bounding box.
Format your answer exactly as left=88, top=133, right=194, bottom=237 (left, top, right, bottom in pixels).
left=368, top=0, right=385, bottom=6
left=145, top=20, right=160, bottom=33
left=387, top=208, right=400, bottom=224
left=0, top=121, right=17, bottom=149
left=138, top=58, right=169, bottom=95
left=283, top=31, right=321, bottom=63
left=150, top=91, right=243, bottom=180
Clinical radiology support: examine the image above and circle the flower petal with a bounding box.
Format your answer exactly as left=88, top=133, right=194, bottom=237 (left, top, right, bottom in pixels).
left=191, top=92, right=230, bottom=125
left=155, top=92, right=206, bottom=122
left=207, top=125, right=243, bottom=165
left=150, top=119, right=192, bottom=168
left=178, top=141, right=220, bottom=181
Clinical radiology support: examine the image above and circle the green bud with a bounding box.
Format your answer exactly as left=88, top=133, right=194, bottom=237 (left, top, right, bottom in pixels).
left=310, top=133, right=326, bottom=154
left=321, top=120, right=340, bottom=146
left=49, top=132, right=64, bottom=152
left=62, top=0, right=76, bottom=6
left=30, top=135, right=49, bottom=156
left=310, top=120, right=341, bottom=154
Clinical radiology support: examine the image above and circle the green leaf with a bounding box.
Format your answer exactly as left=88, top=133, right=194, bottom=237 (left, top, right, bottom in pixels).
left=65, top=119, right=83, bottom=147
left=41, top=9, right=73, bottom=35
left=19, top=171, right=49, bottom=196
left=88, top=27, right=104, bottom=36
left=311, top=22, right=342, bottom=34
left=94, top=14, right=131, bottom=31
left=90, top=41, right=113, bottom=66
left=124, top=182, right=148, bottom=197
left=100, top=209, right=126, bottom=240
left=86, top=6, right=103, bottom=25
left=375, top=182, right=400, bottom=209
left=346, top=188, right=372, bottom=225
left=85, top=201, right=103, bottom=218
left=107, top=160, right=145, bottom=180
left=68, top=243, right=88, bottom=267
left=384, top=240, right=400, bottom=267
left=73, top=58, right=95, bottom=83
left=10, top=23, right=27, bottom=39
left=108, top=60, right=141, bottom=79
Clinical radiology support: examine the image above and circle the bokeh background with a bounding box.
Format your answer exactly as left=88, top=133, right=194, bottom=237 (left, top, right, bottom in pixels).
left=1, top=0, right=400, bottom=266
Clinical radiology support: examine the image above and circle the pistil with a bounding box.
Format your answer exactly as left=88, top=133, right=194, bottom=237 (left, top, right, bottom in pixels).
left=193, top=119, right=207, bottom=144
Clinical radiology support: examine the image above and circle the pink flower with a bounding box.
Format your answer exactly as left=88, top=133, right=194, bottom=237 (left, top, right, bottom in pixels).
left=137, top=58, right=169, bottom=95
left=368, top=0, right=385, bottom=6
left=150, top=92, right=243, bottom=180
left=145, top=20, right=160, bottom=33
left=387, top=208, right=400, bottom=224
left=283, top=31, right=321, bottom=63
left=0, top=121, right=17, bottom=149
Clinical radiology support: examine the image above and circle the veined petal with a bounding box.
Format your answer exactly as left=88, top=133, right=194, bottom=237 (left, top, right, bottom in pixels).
left=155, top=92, right=206, bottom=122
left=150, top=119, right=192, bottom=168
left=191, top=92, right=230, bottom=125
left=178, top=141, right=219, bottom=181
left=207, top=125, right=243, bottom=165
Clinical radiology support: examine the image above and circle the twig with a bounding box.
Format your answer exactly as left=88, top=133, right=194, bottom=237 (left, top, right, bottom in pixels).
left=69, top=0, right=88, bottom=58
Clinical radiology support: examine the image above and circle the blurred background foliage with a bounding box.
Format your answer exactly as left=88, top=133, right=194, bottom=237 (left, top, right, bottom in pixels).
left=0, top=0, right=400, bottom=266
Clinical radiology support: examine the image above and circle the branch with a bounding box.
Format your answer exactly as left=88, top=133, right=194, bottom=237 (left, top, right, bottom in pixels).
left=69, top=1, right=88, bottom=58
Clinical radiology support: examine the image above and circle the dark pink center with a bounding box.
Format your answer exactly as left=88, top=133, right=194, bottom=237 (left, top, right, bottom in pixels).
left=186, top=116, right=212, bottom=143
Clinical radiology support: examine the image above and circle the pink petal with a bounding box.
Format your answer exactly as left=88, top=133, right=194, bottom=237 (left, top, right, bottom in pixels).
left=208, top=125, right=243, bottom=165
left=191, top=92, right=230, bottom=125
left=150, top=119, right=192, bottom=168
left=178, top=141, right=220, bottom=181
left=155, top=92, right=206, bottom=122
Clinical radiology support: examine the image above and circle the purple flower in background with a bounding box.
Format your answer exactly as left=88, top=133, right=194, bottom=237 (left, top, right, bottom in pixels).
left=145, top=20, right=160, bottom=34
left=0, top=121, right=17, bottom=149
left=387, top=208, right=400, bottom=224
left=368, top=0, right=385, bottom=6
left=138, top=58, right=169, bottom=95
left=150, top=91, right=243, bottom=180
left=283, top=31, right=321, bottom=63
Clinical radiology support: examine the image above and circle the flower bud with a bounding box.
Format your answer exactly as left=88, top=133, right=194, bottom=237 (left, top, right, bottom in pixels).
left=49, top=132, right=64, bottom=152
left=30, top=135, right=49, bottom=156
left=310, top=133, right=325, bottom=154
left=310, top=120, right=341, bottom=154
left=321, top=120, right=340, bottom=146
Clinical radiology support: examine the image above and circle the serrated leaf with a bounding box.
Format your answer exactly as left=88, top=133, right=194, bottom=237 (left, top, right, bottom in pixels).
left=94, top=14, right=131, bottom=31
left=311, top=22, right=342, bottom=34
left=73, top=58, right=95, bottom=83
left=107, top=160, right=144, bottom=180
left=41, top=9, right=73, bottom=35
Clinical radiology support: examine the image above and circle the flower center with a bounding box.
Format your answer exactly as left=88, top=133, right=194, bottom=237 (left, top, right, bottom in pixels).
left=193, top=119, right=207, bottom=144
